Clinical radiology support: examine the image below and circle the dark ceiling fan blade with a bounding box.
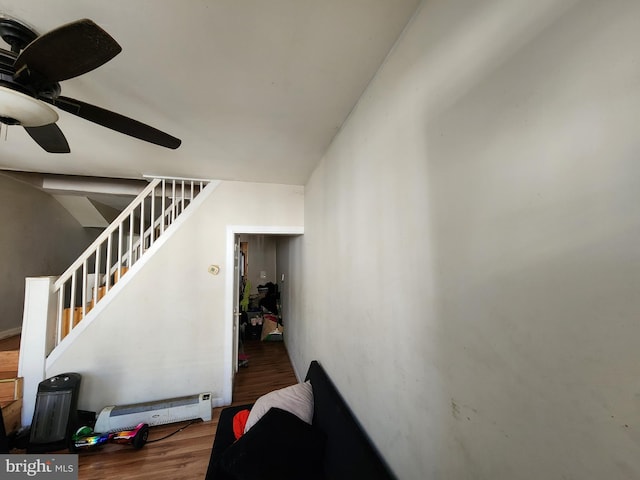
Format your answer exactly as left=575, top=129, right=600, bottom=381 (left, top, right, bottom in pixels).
left=48, top=96, right=181, bottom=149
left=24, top=123, right=70, bottom=153
left=14, top=19, right=122, bottom=82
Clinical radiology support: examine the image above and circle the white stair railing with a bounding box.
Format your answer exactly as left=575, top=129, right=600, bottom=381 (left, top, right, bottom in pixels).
left=53, top=177, right=209, bottom=346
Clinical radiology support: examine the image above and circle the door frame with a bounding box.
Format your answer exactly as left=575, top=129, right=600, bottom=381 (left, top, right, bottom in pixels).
left=222, top=225, right=304, bottom=405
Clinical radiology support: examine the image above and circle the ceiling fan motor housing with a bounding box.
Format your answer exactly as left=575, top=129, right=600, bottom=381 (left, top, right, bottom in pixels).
left=0, top=15, right=37, bottom=53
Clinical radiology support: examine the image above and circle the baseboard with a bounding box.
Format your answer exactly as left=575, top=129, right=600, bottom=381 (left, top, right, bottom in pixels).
left=285, top=343, right=305, bottom=383
left=0, top=327, right=21, bottom=341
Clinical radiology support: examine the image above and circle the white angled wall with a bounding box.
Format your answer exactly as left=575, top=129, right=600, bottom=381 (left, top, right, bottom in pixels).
left=287, top=0, right=640, bottom=478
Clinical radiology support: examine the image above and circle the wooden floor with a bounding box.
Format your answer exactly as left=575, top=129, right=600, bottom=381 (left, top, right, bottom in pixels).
left=7, top=338, right=298, bottom=480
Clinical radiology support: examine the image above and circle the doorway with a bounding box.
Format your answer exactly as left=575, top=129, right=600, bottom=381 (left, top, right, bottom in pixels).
left=223, top=226, right=303, bottom=404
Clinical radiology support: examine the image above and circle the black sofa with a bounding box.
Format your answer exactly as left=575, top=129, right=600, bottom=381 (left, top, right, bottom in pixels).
left=206, top=360, right=395, bottom=479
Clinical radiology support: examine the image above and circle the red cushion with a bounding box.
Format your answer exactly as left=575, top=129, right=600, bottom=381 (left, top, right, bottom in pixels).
left=232, top=409, right=251, bottom=440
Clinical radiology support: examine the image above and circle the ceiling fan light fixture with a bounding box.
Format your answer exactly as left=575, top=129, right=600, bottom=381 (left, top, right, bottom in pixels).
left=0, top=85, right=58, bottom=126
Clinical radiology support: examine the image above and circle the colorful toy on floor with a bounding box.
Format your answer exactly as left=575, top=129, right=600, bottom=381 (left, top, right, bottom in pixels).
left=71, top=422, right=149, bottom=451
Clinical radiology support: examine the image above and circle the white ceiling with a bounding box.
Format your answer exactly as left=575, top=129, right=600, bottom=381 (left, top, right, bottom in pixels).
left=0, top=0, right=420, bottom=185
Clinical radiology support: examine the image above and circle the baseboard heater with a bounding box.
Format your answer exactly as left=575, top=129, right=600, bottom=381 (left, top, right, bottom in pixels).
left=94, top=392, right=212, bottom=432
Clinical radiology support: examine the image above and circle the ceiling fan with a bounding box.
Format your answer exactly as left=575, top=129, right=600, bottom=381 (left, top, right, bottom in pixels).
left=0, top=14, right=181, bottom=153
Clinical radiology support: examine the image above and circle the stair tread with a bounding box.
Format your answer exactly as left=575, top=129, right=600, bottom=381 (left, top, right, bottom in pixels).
left=0, top=335, right=20, bottom=351
left=0, top=349, right=19, bottom=355
left=0, top=398, right=19, bottom=408
left=0, top=377, right=22, bottom=403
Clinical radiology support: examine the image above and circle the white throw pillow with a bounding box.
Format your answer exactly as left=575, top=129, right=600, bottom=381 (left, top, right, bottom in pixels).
left=244, top=381, right=314, bottom=433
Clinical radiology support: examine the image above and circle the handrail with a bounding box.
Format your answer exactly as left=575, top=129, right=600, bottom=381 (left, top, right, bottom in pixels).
left=54, top=178, right=161, bottom=290
left=106, top=199, right=179, bottom=279
left=53, top=177, right=210, bottom=345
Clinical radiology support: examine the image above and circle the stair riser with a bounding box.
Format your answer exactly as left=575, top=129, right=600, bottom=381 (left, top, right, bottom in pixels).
left=0, top=350, right=19, bottom=376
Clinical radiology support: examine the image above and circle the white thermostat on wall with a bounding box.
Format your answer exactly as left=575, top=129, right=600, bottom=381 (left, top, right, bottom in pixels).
left=208, top=265, right=220, bottom=275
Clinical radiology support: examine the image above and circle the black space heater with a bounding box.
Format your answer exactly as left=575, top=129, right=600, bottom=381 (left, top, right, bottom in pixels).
left=27, top=372, right=82, bottom=453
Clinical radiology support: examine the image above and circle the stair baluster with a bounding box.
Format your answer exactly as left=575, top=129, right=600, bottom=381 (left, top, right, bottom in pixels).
left=52, top=178, right=210, bottom=346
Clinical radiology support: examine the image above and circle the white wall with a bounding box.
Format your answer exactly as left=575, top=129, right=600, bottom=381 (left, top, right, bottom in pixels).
left=276, top=235, right=304, bottom=376
left=239, top=234, right=277, bottom=293
left=288, top=0, right=640, bottom=478
left=0, top=174, right=99, bottom=334
left=46, top=181, right=303, bottom=412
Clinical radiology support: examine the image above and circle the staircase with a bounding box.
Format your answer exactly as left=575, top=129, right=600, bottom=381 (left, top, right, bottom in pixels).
left=18, top=176, right=217, bottom=427
left=0, top=339, right=22, bottom=436
left=53, top=177, right=211, bottom=346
